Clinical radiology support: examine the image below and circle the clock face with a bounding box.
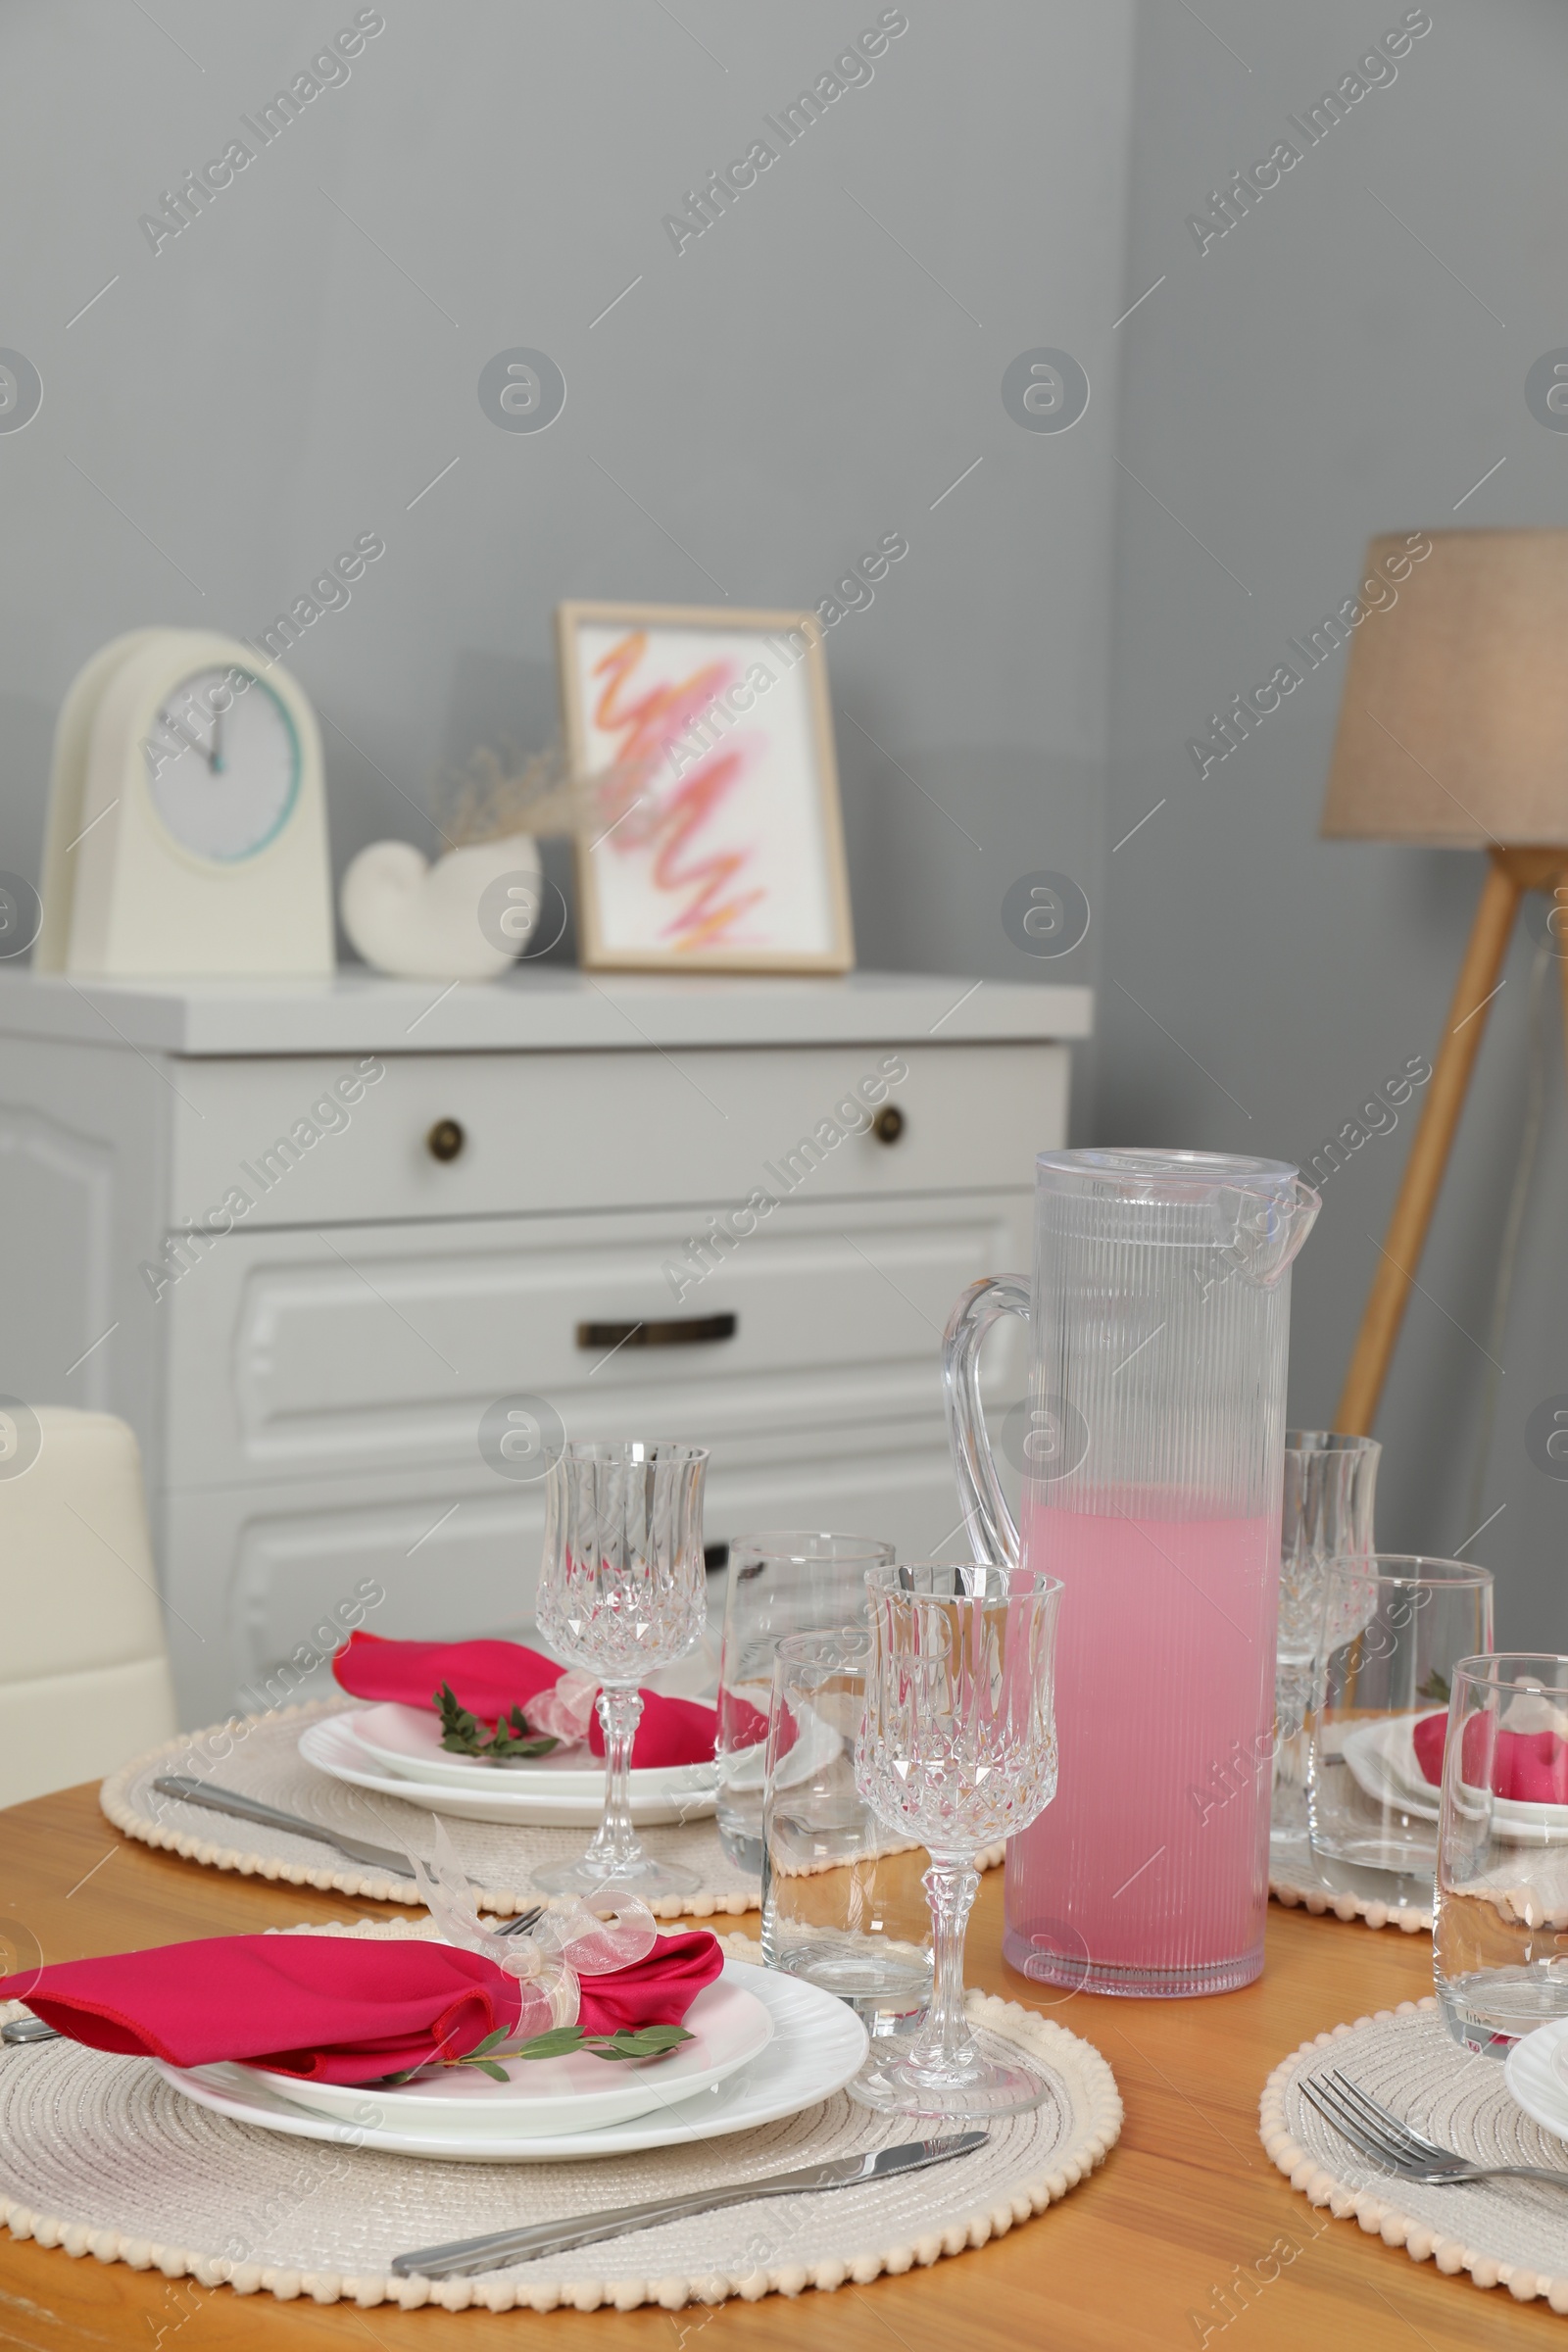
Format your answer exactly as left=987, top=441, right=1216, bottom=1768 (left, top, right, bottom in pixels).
left=144, top=666, right=300, bottom=862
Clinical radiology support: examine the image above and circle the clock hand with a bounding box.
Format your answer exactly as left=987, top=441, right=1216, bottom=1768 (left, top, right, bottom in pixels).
left=165, top=710, right=204, bottom=760
left=210, top=702, right=226, bottom=775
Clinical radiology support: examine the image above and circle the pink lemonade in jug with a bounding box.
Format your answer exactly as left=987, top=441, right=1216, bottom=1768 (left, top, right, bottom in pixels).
left=944, top=1151, right=1317, bottom=1996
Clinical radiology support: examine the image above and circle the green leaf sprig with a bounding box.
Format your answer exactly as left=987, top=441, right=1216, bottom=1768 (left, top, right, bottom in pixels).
left=380, top=2023, right=694, bottom=2086
left=507, top=2023, right=693, bottom=2066
left=434, top=1683, right=561, bottom=1764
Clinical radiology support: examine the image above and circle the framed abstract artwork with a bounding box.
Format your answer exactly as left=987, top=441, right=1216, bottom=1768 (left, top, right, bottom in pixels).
left=556, top=600, right=855, bottom=972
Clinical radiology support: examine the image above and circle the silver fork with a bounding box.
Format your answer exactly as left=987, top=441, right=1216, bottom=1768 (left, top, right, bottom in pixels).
left=494, top=1905, right=544, bottom=1938
left=1300, top=2067, right=1568, bottom=2189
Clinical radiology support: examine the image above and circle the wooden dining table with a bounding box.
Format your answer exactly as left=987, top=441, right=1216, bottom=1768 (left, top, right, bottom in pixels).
left=0, top=1782, right=1558, bottom=2350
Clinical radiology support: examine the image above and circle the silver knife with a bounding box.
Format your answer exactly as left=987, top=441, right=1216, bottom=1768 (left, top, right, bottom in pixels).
left=392, top=2130, right=989, bottom=2279
left=1, top=2017, right=60, bottom=2045
left=151, top=1775, right=418, bottom=1880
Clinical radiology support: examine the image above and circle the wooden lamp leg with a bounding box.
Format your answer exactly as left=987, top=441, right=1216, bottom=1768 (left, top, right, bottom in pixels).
left=1334, top=850, right=1525, bottom=1435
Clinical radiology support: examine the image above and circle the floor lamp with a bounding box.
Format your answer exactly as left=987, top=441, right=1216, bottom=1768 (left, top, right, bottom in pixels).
left=1322, top=528, right=1568, bottom=1436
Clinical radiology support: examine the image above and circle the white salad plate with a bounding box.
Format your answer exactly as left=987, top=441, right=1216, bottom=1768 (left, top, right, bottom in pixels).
left=155, top=1963, right=869, bottom=2162
left=1504, top=2017, right=1568, bottom=2142
left=347, top=1700, right=717, bottom=1806
left=299, top=1714, right=715, bottom=1828
left=1341, top=1714, right=1568, bottom=1846
left=1338, top=1715, right=1442, bottom=1824
left=238, top=1972, right=770, bottom=2139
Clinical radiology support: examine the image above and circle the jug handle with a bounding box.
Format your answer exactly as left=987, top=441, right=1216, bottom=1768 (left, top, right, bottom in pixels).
left=942, top=1274, right=1029, bottom=1572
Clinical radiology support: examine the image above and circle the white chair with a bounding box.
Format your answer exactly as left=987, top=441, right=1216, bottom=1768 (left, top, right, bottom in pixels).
left=0, top=1407, right=176, bottom=1806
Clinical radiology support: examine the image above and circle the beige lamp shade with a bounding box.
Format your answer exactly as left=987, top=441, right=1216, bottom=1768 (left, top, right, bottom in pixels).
left=1321, top=528, right=1568, bottom=846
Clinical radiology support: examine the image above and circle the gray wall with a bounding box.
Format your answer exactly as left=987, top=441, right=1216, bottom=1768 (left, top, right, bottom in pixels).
left=1101, top=0, right=1568, bottom=1642
left=9, top=1, right=1567, bottom=1642
left=0, top=0, right=1130, bottom=989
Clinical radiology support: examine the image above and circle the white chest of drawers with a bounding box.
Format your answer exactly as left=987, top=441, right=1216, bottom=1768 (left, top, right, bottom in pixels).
left=0, top=969, right=1090, bottom=1725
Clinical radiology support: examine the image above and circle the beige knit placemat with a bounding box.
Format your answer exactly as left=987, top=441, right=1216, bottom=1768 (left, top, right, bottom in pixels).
left=100, top=1701, right=756, bottom=1921
left=100, top=1701, right=1003, bottom=1920
left=1261, top=1995, right=1568, bottom=2312
left=1268, top=1783, right=1431, bottom=1935
left=0, top=1925, right=1121, bottom=2315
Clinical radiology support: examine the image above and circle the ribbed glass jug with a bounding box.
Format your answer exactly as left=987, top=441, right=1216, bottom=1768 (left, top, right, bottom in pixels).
left=943, top=1149, right=1318, bottom=1997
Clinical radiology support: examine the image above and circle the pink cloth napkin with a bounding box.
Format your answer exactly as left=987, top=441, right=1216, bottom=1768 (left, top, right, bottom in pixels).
left=1411, top=1710, right=1568, bottom=1803
left=332, top=1631, right=718, bottom=1768
left=0, top=1929, right=723, bottom=2085
left=719, top=1690, right=771, bottom=1752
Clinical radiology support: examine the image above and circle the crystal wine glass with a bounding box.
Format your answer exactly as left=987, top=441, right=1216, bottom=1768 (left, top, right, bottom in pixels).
left=853, top=1561, right=1062, bottom=2118
left=1272, top=1432, right=1380, bottom=1867
left=532, top=1441, right=709, bottom=1902
left=1276, top=1437, right=1381, bottom=1727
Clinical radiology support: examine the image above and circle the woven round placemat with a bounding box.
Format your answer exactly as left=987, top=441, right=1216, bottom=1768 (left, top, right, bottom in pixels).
left=100, top=1701, right=1003, bottom=1920
left=0, top=1925, right=1121, bottom=2314
left=1261, top=1995, right=1568, bottom=2311
left=1268, top=1782, right=1431, bottom=1935
left=101, top=1701, right=757, bottom=1921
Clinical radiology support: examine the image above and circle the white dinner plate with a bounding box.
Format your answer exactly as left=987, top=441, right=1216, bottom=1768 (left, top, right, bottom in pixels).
left=154, top=1963, right=868, bottom=2162
left=347, top=1701, right=718, bottom=1805
left=1341, top=1715, right=1568, bottom=1846
left=719, top=1702, right=843, bottom=1795
left=299, top=1714, right=716, bottom=1828
left=1504, top=2016, right=1568, bottom=2142
left=238, top=1972, right=770, bottom=2139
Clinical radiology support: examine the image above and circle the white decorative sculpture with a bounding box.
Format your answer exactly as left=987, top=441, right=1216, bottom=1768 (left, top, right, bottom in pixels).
left=339, top=836, right=543, bottom=981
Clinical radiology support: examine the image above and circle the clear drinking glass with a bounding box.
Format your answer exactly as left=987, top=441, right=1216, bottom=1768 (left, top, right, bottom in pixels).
left=1306, top=1557, right=1493, bottom=1908
left=853, top=1563, right=1062, bottom=2119
left=533, top=1441, right=709, bottom=1901
left=760, top=1629, right=932, bottom=2024
left=1271, top=1434, right=1381, bottom=1863
left=716, top=1533, right=895, bottom=1870
left=1436, top=1653, right=1568, bottom=2057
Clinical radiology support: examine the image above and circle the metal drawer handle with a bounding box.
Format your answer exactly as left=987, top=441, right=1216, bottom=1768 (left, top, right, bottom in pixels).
left=575, top=1313, right=738, bottom=1350
left=426, top=1118, right=466, bottom=1162
left=872, top=1104, right=905, bottom=1144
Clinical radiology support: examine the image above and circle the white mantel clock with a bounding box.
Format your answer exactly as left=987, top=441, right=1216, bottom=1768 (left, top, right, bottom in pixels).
left=35, top=628, right=333, bottom=977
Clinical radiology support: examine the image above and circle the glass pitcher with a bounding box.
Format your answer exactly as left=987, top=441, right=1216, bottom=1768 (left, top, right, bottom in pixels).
left=943, top=1148, right=1318, bottom=1997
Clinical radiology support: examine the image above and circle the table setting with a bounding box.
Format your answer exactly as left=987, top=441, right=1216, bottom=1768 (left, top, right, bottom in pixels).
left=0, top=1898, right=1117, bottom=2311
left=0, top=1425, right=1118, bottom=2316
left=1250, top=1374, right=1568, bottom=2311
left=102, top=1521, right=1005, bottom=1920
left=1257, top=1642, right=1568, bottom=2314
left=11, top=1147, right=1568, bottom=2334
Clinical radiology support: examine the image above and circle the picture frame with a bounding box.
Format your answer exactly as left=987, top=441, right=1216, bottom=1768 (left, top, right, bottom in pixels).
left=556, top=599, right=856, bottom=973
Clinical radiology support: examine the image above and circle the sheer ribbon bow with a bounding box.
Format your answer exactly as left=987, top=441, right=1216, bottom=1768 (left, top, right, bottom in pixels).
left=523, top=1668, right=602, bottom=1746
left=407, top=1819, right=658, bottom=2044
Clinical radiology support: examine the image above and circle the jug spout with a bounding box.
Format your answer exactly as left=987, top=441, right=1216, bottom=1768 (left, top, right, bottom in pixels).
left=1212, top=1176, right=1321, bottom=1290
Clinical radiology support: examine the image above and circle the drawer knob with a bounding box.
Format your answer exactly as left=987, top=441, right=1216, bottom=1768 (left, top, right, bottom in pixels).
left=426, top=1118, right=466, bottom=1163
left=872, top=1103, right=905, bottom=1146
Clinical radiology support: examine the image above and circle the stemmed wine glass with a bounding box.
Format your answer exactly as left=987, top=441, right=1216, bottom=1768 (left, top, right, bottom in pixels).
left=853, top=1561, right=1062, bottom=2118
left=532, top=1441, right=709, bottom=1903
left=1274, top=1435, right=1380, bottom=1813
